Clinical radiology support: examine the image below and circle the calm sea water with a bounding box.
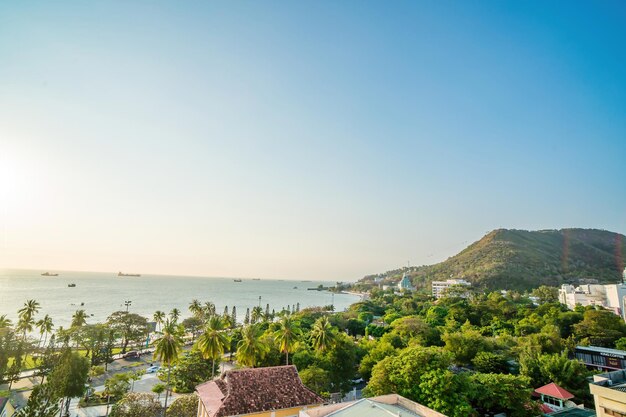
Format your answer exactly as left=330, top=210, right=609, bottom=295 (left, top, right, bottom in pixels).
left=0, top=269, right=360, bottom=328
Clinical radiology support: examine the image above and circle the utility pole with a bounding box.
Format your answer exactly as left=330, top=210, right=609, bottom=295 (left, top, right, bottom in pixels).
left=124, top=300, right=132, bottom=312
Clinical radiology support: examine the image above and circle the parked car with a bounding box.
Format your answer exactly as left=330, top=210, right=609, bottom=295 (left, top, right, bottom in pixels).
left=146, top=365, right=160, bottom=373
left=123, top=351, right=140, bottom=359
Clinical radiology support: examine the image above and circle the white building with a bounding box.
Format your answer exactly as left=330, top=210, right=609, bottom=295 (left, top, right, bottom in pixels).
left=559, top=269, right=626, bottom=320
left=431, top=279, right=471, bottom=299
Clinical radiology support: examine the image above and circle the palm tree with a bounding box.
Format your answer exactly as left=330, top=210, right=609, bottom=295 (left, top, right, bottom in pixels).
left=274, top=316, right=301, bottom=365
left=310, top=316, right=336, bottom=352
left=36, top=314, right=54, bottom=349
left=169, top=308, right=181, bottom=323
left=153, top=311, right=165, bottom=332
left=236, top=324, right=268, bottom=368
left=0, top=315, right=12, bottom=328
left=189, top=299, right=203, bottom=318
left=154, top=319, right=183, bottom=416
left=18, top=299, right=40, bottom=321
left=17, top=315, right=34, bottom=340
left=203, top=302, right=216, bottom=318
left=71, top=310, right=88, bottom=328
left=196, top=316, right=230, bottom=378
left=251, top=306, right=263, bottom=324
left=17, top=299, right=40, bottom=338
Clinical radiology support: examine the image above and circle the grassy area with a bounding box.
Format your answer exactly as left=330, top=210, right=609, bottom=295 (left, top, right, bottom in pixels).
left=10, top=346, right=126, bottom=371
left=7, top=355, right=38, bottom=370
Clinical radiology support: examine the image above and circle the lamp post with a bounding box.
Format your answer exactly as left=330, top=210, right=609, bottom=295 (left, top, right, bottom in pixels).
left=124, top=300, right=132, bottom=312
left=105, top=393, right=111, bottom=417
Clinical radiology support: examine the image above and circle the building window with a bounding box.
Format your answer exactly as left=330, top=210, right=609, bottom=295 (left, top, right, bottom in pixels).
left=604, top=408, right=626, bottom=417
left=543, top=396, right=562, bottom=407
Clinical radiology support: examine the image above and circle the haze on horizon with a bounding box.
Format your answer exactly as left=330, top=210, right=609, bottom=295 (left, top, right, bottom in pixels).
left=1, top=1, right=625, bottom=281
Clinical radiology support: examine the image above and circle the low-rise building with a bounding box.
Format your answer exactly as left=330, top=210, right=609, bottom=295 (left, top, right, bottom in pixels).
left=196, top=365, right=323, bottom=417
left=431, top=279, right=471, bottom=299
left=575, top=346, right=626, bottom=372
left=534, top=383, right=575, bottom=413
left=0, top=398, right=14, bottom=417
left=299, top=394, right=447, bottom=417
left=590, top=368, right=626, bottom=417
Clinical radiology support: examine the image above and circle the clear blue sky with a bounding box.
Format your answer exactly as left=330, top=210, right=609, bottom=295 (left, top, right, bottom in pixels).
left=0, top=1, right=625, bottom=280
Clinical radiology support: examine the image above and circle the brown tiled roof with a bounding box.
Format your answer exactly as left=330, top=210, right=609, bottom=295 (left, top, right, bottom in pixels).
left=196, top=365, right=324, bottom=417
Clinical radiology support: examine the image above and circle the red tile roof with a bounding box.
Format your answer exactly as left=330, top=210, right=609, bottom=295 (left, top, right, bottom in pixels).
left=534, top=383, right=575, bottom=400
left=196, top=365, right=324, bottom=417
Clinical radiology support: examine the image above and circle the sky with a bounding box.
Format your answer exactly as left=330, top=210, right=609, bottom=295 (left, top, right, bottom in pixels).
left=0, top=1, right=625, bottom=280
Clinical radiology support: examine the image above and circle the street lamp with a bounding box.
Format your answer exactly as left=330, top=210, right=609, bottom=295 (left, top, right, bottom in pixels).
left=124, top=300, right=132, bottom=312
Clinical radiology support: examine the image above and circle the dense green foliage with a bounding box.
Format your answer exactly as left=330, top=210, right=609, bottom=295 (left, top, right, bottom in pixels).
left=109, top=392, right=163, bottom=417
left=167, top=349, right=215, bottom=393
left=352, top=287, right=626, bottom=416
left=166, top=394, right=199, bottom=417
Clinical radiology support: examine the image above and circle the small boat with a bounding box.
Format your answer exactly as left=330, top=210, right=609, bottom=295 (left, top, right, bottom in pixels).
left=233, top=279, right=242, bottom=282
left=68, top=283, right=76, bottom=287
left=293, top=286, right=298, bottom=289
left=41, top=272, right=58, bottom=276
left=118, top=272, right=141, bottom=277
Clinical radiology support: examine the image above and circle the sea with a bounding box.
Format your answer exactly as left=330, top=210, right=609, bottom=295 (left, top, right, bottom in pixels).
left=0, top=269, right=361, bottom=328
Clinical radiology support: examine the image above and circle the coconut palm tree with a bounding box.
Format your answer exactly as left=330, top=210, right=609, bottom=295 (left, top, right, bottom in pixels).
left=154, top=319, right=183, bottom=416
left=236, top=324, right=268, bottom=368
left=274, top=316, right=301, bottom=365
left=17, top=299, right=40, bottom=338
left=18, top=299, right=40, bottom=321
left=0, top=315, right=12, bottom=328
left=153, top=311, right=165, bottom=332
left=189, top=299, right=203, bottom=319
left=203, top=302, right=216, bottom=318
left=310, top=316, right=336, bottom=352
left=169, top=308, right=181, bottom=323
left=71, top=310, right=88, bottom=328
left=251, top=306, right=263, bottom=324
left=17, top=315, right=34, bottom=340
left=36, top=314, right=54, bottom=349
left=196, top=316, right=230, bottom=378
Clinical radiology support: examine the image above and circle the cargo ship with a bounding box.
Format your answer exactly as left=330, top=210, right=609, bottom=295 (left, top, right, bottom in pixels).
left=41, top=272, right=58, bottom=276
left=118, top=272, right=141, bottom=277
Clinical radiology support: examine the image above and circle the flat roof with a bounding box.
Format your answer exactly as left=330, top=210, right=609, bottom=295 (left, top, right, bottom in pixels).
left=325, top=399, right=422, bottom=417
left=544, top=407, right=596, bottom=417
left=575, top=345, right=626, bottom=356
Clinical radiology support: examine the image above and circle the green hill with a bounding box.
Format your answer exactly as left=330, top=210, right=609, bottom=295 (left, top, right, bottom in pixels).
left=362, top=228, right=626, bottom=291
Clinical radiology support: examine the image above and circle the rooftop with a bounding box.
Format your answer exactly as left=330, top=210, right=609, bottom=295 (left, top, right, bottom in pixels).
left=301, top=395, right=447, bottom=417
left=196, top=365, right=323, bottom=417
left=0, top=398, right=7, bottom=413
left=534, top=383, right=574, bottom=400
left=590, top=369, right=626, bottom=392
left=576, top=345, right=626, bottom=356
left=543, top=407, right=596, bottom=417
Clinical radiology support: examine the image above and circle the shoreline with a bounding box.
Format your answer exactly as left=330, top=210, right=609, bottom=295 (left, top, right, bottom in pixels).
left=341, top=290, right=369, bottom=300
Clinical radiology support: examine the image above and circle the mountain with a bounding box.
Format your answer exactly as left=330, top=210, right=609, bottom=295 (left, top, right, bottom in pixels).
left=362, top=228, right=626, bottom=291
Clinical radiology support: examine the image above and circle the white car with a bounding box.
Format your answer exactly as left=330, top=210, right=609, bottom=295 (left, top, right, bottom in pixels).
left=146, top=366, right=160, bottom=373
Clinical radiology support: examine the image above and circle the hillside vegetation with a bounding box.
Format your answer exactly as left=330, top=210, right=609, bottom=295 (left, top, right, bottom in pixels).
left=362, top=228, right=626, bottom=291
